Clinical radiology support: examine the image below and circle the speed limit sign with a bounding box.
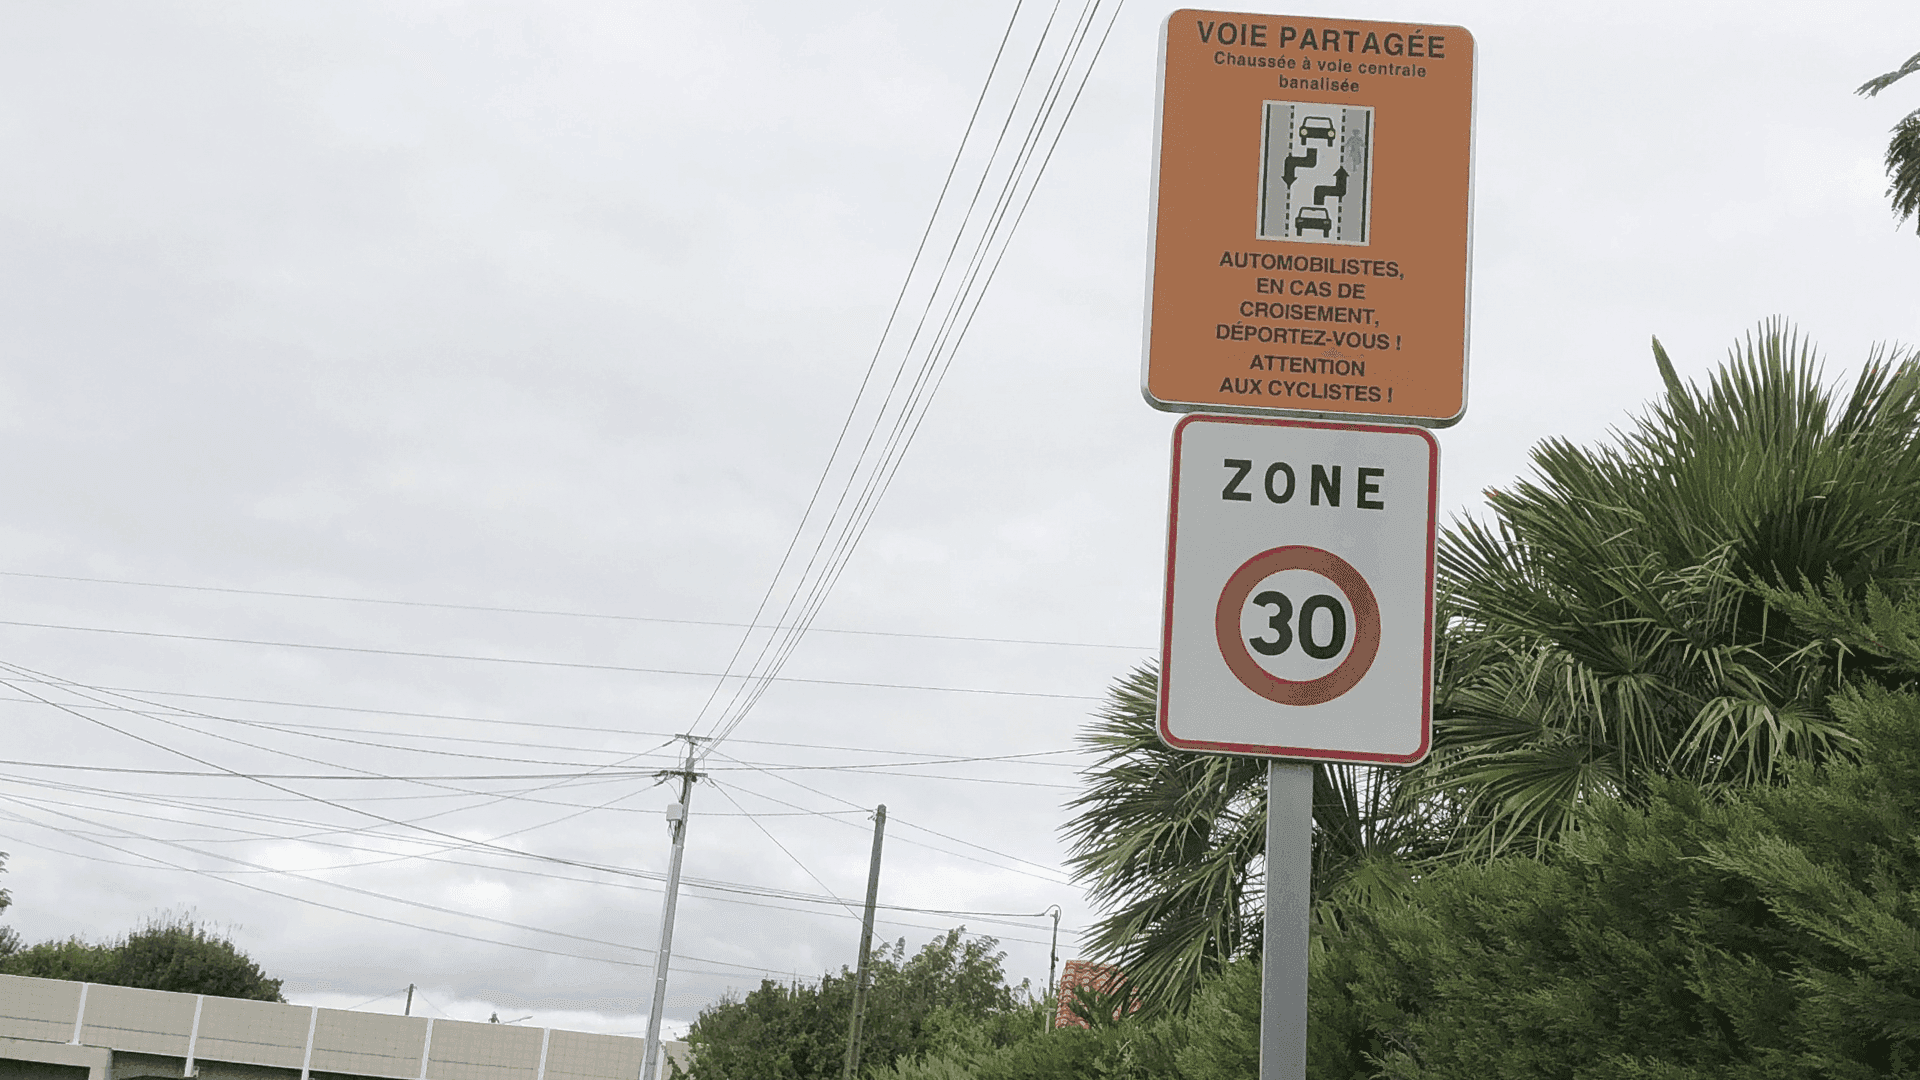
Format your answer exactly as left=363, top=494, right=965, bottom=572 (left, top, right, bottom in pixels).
left=1159, top=414, right=1437, bottom=763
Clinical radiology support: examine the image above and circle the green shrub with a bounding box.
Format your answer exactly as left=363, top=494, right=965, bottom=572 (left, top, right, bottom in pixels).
left=1309, top=682, right=1920, bottom=1078
left=0, top=913, right=283, bottom=1001
left=676, top=930, right=1029, bottom=1080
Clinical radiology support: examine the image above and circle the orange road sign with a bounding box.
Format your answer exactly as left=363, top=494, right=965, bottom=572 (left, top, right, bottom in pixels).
left=1143, top=11, right=1476, bottom=426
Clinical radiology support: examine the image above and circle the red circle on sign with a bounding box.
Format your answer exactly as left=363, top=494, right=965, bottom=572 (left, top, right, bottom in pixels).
left=1214, top=546, right=1381, bottom=706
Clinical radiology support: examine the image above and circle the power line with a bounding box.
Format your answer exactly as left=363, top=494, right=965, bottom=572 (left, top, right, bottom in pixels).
left=694, top=0, right=1126, bottom=757
left=686, top=0, right=1098, bottom=748
left=1, top=663, right=685, bottom=849
left=0, top=667, right=713, bottom=886
left=2, top=635, right=1091, bottom=971
left=711, top=784, right=859, bottom=919
left=0, top=774, right=1064, bottom=928
left=0, top=664, right=1088, bottom=934
left=343, top=987, right=412, bottom=1011
left=0, top=788, right=686, bottom=960
left=732, top=0, right=1129, bottom=755
left=0, top=759, right=651, bottom=780
left=0, top=690, right=1086, bottom=775
left=0, top=569, right=1148, bottom=651
left=8, top=787, right=1028, bottom=975
left=0, top=769, right=842, bottom=813
left=0, top=697, right=681, bottom=770
left=715, top=5, right=1084, bottom=727
left=0, top=756, right=1076, bottom=792
left=0, top=678, right=1098, bottom=766
left=706, top=771, right=1072, bottom=887
left=0, top=804, right=782, bottom=981
left=0, top=618, right=1100, bottom=701
left=706, top=749, right=1076, bottom=880
left=0, top=689, right=1081, bottom=922
left=0, top=779, right=1077, bottom=945
left=679, top=0, right=1041, bottom=749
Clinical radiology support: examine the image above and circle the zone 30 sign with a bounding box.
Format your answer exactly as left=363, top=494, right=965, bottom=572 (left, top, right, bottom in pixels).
left=1158, top=415, right=1437, bottom=763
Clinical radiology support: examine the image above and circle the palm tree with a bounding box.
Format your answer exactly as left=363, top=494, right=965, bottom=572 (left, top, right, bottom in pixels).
left=1427, top=321, right=1920, bottom=854
left=1061, top=664, right=1450, bottom=1017
left=1857, top=49, right=1920, bottom=232
left=1063, top=320, right=1920, bottom=1012
left=1062, top=664, right=1265, bottom=1019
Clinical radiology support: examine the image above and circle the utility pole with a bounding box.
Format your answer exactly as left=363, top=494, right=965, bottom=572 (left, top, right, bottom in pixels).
left=1045, top=905, right=1061, bottom=1030
left=404, top=985, right=414, bottom=1017
left=641, top=735, right=703, bottom=1080
left=841, top=804, right=886, bottom=1080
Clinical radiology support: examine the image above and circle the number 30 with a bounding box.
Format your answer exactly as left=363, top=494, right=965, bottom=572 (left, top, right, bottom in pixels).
left=1248, top=591, right=1348, bottom=660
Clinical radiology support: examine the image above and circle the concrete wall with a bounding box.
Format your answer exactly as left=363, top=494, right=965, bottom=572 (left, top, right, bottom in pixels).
left=0, top=977, right=652, bottom=1080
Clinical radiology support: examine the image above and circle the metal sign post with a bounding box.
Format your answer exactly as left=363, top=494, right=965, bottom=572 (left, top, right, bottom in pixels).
left=1263, top=761, right=1313, bottom=1078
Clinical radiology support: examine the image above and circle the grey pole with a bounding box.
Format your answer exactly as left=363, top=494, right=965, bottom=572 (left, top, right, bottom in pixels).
left=1046, top=904, right=1061, bottom=1030
left=842, top=804, right=887, bottom=1080
left=641, top=736, right=701, bottom=1080
left=1261, top=761, right=1314, bottom=1080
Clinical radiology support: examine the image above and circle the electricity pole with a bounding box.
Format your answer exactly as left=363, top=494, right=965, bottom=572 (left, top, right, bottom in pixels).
left=841, top=804, right=886, bottom=1080
left=641, top=735, right=703, bottom=1080
left=1045, top=905, right=1061, bottom=1030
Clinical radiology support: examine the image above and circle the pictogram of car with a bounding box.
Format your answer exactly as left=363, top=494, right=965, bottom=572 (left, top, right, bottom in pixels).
left=1299, top=116, right=1336, bottom=145
left=1294, top=206, right=1333, bottom=236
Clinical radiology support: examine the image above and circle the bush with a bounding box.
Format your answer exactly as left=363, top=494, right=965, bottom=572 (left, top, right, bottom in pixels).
left=0, top=914, right=284, bottom=1001
left=1175, top=957, right=1258, bottom=1080
left=676, top=929, right=1028, bottom=1080
left=0, top=853, right=17, bottom=958
left=872, top=1018, right=1185, bottom=1080
left=1307, top=681, right=1920, bottom=1078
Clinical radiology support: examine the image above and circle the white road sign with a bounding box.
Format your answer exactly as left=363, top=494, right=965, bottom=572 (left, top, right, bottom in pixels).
left=1158, top=415, right=1437, bottom=763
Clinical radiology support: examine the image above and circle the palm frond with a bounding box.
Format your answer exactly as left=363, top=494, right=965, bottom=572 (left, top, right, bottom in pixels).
left=1856, top=50, right=1920, bottom=97
left=1422, top=322, right=1919, bottom=854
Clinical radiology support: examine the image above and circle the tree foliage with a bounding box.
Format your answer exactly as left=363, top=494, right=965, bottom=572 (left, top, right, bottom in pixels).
left=0, top=853, right=16, bottom=958
left=870, top=1019, right=1186, bottom=1080
left=1309, top=679, right=1920, bottom=1076
left=675, top=930, right=1029, bottom=1080
left=865, top=957, right=1260, bottom=1080
left=1061, top=666, right=1447, bottom=1018
left=0, top=913, right=284, bottom=1001
left=1857, top=49, right=1920, bottom=232
left=1060, top=666, right=1264, bottom=1020
left=1427, top=323, right=1920, bottom=855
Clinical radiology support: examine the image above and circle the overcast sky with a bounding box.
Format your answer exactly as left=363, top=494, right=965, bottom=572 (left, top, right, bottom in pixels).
left=2, top=0, right=1917, bottom=1040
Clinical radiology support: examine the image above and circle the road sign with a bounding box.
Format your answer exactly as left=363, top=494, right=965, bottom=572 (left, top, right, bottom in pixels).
left=1159, top=414, right=1436, bottom=762
left=1142, top=11, right=1476, bottom=426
